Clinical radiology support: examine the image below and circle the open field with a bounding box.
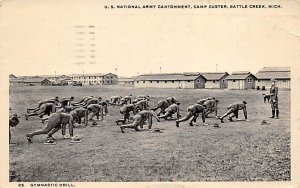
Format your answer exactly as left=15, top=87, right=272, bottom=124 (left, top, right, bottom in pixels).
left=9, top=86, right=290, bottom=182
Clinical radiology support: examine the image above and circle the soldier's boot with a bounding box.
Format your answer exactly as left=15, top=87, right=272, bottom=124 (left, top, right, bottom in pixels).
left=276, top=110, right=279, bottom=119
left=270, top=110, right=275, bottom=118
left=175, top=121, right=179, bottom=127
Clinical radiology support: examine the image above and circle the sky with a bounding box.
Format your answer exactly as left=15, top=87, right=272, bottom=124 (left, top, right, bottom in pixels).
left=0, top=0, right=299, bottom=77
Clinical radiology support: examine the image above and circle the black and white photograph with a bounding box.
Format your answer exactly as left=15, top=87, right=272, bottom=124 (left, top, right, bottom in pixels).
left=0, top=0, right=299, bottom=187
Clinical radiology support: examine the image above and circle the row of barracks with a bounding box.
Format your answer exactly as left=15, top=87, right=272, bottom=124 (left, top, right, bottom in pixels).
left=120, top=67, right=290, bottom=90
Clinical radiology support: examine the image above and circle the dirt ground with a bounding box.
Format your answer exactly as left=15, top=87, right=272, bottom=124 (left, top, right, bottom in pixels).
left=9, top=86, right=290, bottom=182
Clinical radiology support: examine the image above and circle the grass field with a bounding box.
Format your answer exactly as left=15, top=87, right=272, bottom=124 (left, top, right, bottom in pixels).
left=9, top=85, right=291, bottom=182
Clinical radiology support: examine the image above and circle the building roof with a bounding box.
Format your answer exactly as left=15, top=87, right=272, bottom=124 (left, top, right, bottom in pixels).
left=200, top=72, right=229, bottom=81
left=255, top=67, right=291, bottom=79
left=9, top=74, right=18, bottom=79
left=23, top=76, right=47, bottom=83
left=68, top=73, right=105, bottom=77
left=119, top=76, right=138, bottom=81
left=227, top=71, right=256, bottom=80
left=135, top=73, right=205, bottom=81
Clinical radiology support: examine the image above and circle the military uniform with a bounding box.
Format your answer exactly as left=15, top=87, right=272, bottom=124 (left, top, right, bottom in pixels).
left=135, top=99, right=149, bottom=111
left=175, top=104, right=207, bottom=127
left=26, top=103, right=57, bottom=120
left=73, top=96, right=93, bottom=106
left=9, top=114, right=20, bottom=144
left=70, top=107, right=88, bottom=126
left=202, top=99, right=218, bottom=117
left=26, top=112, right=74, bottom=142
left=270, top=85, right=279, bottom=118
left=166, top=96, right=178, bottom=104
left=158, top=103, right=180, bottom=120
left=27, top=97, right=59, bottom=113
left=87, top=103, right=107, bottom=121
left=120, top=110, right=153, bottom=133
left=151, top=100, right=170, bottom=116
left=219, top=102, right=247, bottom=123
left=116, top=104, right=137, bottom=124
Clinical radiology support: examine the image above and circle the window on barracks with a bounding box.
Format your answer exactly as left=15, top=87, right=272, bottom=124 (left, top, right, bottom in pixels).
left=172, top=81, right=174, bottom=83
left=247, top=78, right=252, bottom=83
left=150, top=81, right=152, bottom=83
left=137, top=81, right=139, bottom=83
left=143, top=81, right=145, bottom=83
left=157, top=81, right=159, bottom=83
left=187, top=81, right=190, bottom=83
left=213, top=80, right=216, bottom=83
left=233, top=80, right=236, bottom=82
left=165, top=81, right=167, bottom=83
left=283, top=80, right=287, bottom=82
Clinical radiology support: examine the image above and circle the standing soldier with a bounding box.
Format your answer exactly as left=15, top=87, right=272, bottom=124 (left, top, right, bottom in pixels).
left=120, top=110, right=154, bottom=133
left=116, top=104, right=138, bottom=125
left=26, top=112, right=74, bottom=143
left=157, top=102, right=181, bottom=121
left=9, top=114, right=20, bottom=145
left=218, top=101, right=248, bottom=123
left=269, top=78, right=279, bottom=118
left=175, top=104, right=208, bottom=127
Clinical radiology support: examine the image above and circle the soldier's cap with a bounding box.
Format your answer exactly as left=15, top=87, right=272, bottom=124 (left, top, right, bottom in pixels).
left=98, top=97, right=102, bottom=99
left=55, top=96, right=59, bottom=99
left=176, top=102, right=181, bottom=105
left=243, top=101, right=247, bottom=104
left=270, top=78, right=277, bottom=82
left=70, top=96, right=75, bottom=100
left=72, top=135, right=81, bottom=141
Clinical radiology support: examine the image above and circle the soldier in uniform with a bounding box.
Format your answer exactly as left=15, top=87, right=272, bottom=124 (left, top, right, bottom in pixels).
left=25, top=101, right=59, bottom=120
left=157, top=102, right=180, bottom=121
left=27, top=97, right=59, bottom=113
left=175, top=104, right=208, bottom=127
left=120, top=110, right=154, bottom=133
left=269, top=78, right=279, bottom=118
left=202, top=99, right=219, bottom=117
left=72, top=96, right=93, bottom=106
left=166, top=96, right=178, bottom=105
left=69, top=107, right=88, bottom=126
left=151, top=99, right=171, bottom=116
left=119, top=94, right=133, bottom=106
left=87, top=102, right=108, bottom=121
left=60, top=96, right=75, bottom=108
left=109, top=96, right=122, bottom=106
left=218, top=101, right=247, bottom=123
left=82, top=97, right=102, bottom=108
left=9, top=114, right=20, bottom=144
left=116, top=104, right=138, bottom=125
left=26, top=112, right=74, bottom=142
left=134, top=99, right=149, bottom=111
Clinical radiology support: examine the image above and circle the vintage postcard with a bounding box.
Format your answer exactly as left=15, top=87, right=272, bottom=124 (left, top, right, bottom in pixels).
left=0, top=0, right=299, bottom=188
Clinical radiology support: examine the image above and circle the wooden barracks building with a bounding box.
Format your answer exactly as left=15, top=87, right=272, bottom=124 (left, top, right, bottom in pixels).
left=226, top=71, right=256, bottom=90
left=134, top=73, right=206, bottom=89
left=201, top=72, right=229, bottom=89
left=255, top=67, right=290, bottom=90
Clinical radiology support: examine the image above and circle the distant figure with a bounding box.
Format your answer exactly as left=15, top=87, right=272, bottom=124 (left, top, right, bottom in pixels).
left=9, top=114, right=20, bottom=144
left=269, top=78, right=279, bottom=118
left=263, top=94, right=271, bottom=103
left=218, top=101, right=247, bottom=123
